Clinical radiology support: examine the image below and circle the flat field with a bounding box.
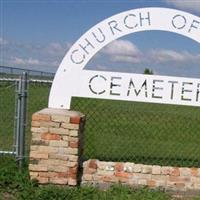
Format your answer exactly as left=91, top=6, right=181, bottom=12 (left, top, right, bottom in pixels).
left=1, top=81, right=200, bottom=167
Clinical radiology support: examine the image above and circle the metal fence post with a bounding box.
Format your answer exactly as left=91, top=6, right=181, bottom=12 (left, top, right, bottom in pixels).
left=15, top=77, right=22, bottom=160
left=16, top=72, right=28, bottom=169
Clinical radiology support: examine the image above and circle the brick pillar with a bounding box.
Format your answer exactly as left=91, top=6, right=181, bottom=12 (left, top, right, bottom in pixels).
left=29, top=108, right=85, bottom=186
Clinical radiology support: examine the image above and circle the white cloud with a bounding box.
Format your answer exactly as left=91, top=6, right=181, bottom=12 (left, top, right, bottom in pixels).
left=0, top=38, right=71, bottom=71
left=150, top=49, right=185, bottom=63
left=102, top=39, right=142, bottom=64
left=10, top=57, right=43, bottom=66
left=45, top=42, right=70, bottom=56
left=95, top=64, right=110, bottom=71
left=149, top=49, right=200, bottom=64
left=0, top=37, right=8, bottom=45
left=103, top=39, right=140, bottom=56
left=111, top=55, right=142, bottom=64
left=165, top=0, right=200, bottom=12
left=98, top=39, right=200, bottom=69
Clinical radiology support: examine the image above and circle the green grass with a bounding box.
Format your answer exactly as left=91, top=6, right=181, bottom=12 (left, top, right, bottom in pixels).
left=0, top=156, right=173, bottom=200
left=1, top=81, right=200, bottom=167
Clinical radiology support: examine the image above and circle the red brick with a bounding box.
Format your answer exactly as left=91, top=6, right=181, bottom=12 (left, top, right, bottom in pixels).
left=68, top=178, right=77, bottom=186
left=175, top=182, right=185, bottom=188
left=115, top=172, right=130, bottom=178
left=70, top=116, right=81, bottom=124
left=68, top=172, right=77, bottom=179
left=69, top=166, right=78, bottom=175
left=169, top=176, right=182, bottom=182
left=39, top=172, right=57, bottom=178
left=148, top=180, right=156, bottom=187
left=115, top=163, right=123, bottom=172
left=68, top=166, right=78, bottom=179
left=84, top=167, right=96, bottom=174
left=69, top=141, right=79, bottom=148
left=191, top=168, right=198, bottom=176
left=58, top=172, right=68, bottom=178
left=30, top=152, right=48, bottom=159
left=31, top=121, right=40, bottom=127
left=37, top=177, right=48, bottom=184
left=171, top=167, right=180, bottom=176
left=41, top=133, right=61, bottom=140
left=101, top=175, right=114, bottom=182
left=161, top=167, right=171, bottom=175
left=88, top=159, right=97, bottom=169
left=32, top=114, right=50, bottom=121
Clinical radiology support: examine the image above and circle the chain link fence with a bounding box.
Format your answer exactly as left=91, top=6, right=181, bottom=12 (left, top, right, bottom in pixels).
left=0, top=79, right=16, bottom=152
left=0, top=73, right=200, bottom=167
left=71, top=98, right=200, bottom=167
left=0, top=70, right=53, bottom=157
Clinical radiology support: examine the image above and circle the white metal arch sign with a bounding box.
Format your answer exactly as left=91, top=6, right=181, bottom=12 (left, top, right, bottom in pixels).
left=49, top=7, right=200, bottom=109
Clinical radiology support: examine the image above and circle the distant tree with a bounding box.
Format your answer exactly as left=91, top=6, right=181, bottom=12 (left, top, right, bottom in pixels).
left=144, top=68, right=153, bottom=75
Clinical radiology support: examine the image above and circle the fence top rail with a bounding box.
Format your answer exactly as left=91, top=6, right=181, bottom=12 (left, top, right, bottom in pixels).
left=0, top=78, right=19, bottom=82
left=0, top=78, right=53, bottom=83
left=29, top=79, right=53, bottom=83
left=0, top=66, right=55, bottom=77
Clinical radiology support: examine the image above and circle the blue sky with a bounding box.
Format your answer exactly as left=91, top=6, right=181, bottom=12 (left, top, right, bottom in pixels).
left=1, top=0, right=200, bottom=77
